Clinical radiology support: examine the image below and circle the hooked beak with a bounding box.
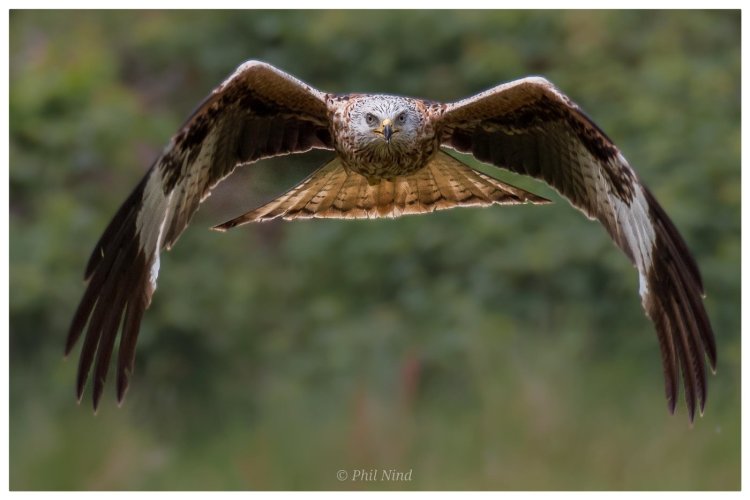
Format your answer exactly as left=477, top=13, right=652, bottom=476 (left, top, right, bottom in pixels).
left=379, top=118, right=394, bottom=142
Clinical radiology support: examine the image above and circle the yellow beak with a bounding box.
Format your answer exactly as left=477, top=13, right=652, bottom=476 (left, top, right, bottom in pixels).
left=379, top=118, right=394, bottom=142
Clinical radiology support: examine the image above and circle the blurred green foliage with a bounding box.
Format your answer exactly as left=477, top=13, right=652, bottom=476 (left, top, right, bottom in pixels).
left=9, top=10, right=739, bottom=490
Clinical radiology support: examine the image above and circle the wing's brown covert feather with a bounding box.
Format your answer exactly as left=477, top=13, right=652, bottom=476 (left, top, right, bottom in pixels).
left=439, top=77, right=715, bottom=420
left=67, top=61, right=334, bottom=409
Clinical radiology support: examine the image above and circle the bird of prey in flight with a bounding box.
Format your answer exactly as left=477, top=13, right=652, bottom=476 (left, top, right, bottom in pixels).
left=66, top=60, right=716, bottom=421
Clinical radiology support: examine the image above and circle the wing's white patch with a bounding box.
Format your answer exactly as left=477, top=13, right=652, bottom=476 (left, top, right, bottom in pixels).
left=149, top=253, right=161, bottom=290
left=137, top=168, right=168, bottom=252
left=136, top=167, right=176, bottom=290
left=582, top=151, right=656, bottom=299
left=149, top=190, right=175, bottom=290
left=638, top=271, right=649, bottom=297
left=605, top=157, right=656, bottom=299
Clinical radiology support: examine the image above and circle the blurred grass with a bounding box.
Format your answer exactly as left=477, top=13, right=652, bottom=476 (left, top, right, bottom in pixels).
left=9, top=10, right=740, bottom=490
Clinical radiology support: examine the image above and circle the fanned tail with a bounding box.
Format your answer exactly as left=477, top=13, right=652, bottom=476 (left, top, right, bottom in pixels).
left=213, top=151, right=550, bottom=229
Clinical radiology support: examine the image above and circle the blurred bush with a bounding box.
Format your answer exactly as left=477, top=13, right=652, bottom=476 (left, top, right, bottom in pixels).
left=9, top=10, right=739, bottom=490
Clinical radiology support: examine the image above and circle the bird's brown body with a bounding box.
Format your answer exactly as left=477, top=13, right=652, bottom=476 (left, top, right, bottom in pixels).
left=216, top=91, right=544, bottom=225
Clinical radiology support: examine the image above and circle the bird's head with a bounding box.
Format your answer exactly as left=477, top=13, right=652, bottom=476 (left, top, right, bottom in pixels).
left=350, top=96, right=420, bottom=151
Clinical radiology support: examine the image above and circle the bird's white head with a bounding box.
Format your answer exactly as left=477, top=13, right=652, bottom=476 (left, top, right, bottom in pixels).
left=349, top=95, right=421, bottom=152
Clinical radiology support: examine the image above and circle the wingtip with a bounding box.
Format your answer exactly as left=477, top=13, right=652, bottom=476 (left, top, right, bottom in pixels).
left=708, top=347, right=718, bottom=374
left=686, top=400, right=696, bottom=425
left=528, top=193, right=552, bottom=205
left=676, top=399, right=695, bottom=426
left=212, top=214, right=262, bottom=231
left=666, top=394, right=677, bottom=415
left=699, top=394, right=707, bottom=417
left=116, top=376, right=129, bottom=406
left=93, top=385, right=103, bottom=414
left=64, top=329, right=80, bottom=358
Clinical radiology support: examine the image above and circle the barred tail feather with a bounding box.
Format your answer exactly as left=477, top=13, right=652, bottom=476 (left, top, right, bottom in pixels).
left=213, top=152, right=549, bottom=228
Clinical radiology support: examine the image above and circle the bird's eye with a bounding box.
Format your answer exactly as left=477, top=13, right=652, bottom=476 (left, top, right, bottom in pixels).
left=365, top=113, right=376, bottom=125
left=397, top=112, right=407, bottom=124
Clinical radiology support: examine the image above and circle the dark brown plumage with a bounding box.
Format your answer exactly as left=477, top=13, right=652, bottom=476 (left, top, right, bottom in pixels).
left=67, top=61, right=715, bottom=421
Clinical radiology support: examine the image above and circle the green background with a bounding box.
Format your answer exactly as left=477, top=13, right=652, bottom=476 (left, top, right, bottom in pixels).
left=9, top=10, right=740, bottom=490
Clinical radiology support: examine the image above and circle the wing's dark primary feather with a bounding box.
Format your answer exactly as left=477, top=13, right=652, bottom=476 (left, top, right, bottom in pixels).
left=66, top=61, right=334, bottom=410
left=439, top=77, right=716, bottom=421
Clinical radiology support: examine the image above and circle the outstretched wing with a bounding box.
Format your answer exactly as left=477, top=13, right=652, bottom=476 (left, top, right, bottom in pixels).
left=438, top=77, right=716, bottom=421
left=67, top=61, right=333, bottom=410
